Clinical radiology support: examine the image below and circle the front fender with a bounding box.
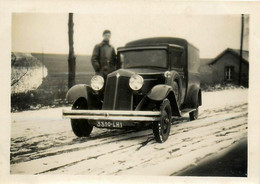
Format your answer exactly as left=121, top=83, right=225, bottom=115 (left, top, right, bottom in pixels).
left=147, top=85, right=172, bottom=101
left=147, top=85, right=180, bottom=116
left=66, top=84, right=90, bottom=103
left=66, top=84, right=103, bottom=109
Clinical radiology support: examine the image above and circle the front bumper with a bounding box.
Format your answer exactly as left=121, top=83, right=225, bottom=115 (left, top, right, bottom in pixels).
left=62, top=109, right=161, bottom=122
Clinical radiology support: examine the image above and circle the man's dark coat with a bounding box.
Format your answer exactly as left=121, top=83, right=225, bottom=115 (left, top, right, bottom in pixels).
left=91, top=40, right=118, bottom=78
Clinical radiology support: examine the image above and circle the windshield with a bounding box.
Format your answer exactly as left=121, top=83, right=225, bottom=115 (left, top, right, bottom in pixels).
left=120, top=50, right=167, bottom=69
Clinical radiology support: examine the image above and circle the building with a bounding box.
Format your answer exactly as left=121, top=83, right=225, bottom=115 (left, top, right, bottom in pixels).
left=200, top=48, right=249, bottom=87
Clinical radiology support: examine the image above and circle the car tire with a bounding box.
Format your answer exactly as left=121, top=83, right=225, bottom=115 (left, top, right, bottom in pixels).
left=189, top=95, right=199, bottom=121
left=153, top=99, right=172, bottom=143
left=189, top=107, right=199, bottom=120
left=71, top=99, right=93, bottom=137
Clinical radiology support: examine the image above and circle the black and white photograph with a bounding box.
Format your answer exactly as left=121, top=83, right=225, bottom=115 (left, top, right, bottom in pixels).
left=10, top=12, right=249, bottom=176
left=1, top=1, right=260, bottom=184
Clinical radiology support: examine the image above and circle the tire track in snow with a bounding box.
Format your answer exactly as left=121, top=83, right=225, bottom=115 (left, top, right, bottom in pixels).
left=10, top=102, right=247, bottom=175
left=11, top=103, right=247, bottom=164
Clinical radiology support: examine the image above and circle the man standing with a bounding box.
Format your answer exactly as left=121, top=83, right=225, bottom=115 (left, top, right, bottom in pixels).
left=91, top=30, right=119, bottom=79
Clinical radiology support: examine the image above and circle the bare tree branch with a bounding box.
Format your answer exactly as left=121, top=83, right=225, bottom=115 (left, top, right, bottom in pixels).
left=11, top=67, right=28, bottom=86
left=11, top=55, right=29, bottom=86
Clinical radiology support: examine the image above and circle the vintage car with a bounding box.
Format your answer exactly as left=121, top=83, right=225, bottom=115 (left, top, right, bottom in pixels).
left=63, top=37, right=201, bottom=143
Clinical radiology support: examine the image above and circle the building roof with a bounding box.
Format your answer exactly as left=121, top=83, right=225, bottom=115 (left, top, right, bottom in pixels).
left=209, top=48, right=249, bottom=65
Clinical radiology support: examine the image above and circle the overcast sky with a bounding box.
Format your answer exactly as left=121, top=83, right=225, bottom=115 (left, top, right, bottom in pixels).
left=12, top=13, right=249, bottom=58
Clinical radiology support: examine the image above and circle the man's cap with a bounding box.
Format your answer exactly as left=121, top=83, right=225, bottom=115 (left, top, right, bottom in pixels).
left=103, top=30, right=111, bottom=35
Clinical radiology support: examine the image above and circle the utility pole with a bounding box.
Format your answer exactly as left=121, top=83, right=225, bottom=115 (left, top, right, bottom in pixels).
left=68, top=13, right=76, bottom=89
left=239, top=14, right=244, bottom=86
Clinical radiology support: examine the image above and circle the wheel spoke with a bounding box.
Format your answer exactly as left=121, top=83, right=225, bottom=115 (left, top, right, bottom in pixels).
left=153, top=98, right=172, bottom=143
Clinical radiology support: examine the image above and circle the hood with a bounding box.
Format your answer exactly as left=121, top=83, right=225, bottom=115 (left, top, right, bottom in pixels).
left=108, top=68, right=166, bottom=79
left=102, top=68, right=166, bottom=111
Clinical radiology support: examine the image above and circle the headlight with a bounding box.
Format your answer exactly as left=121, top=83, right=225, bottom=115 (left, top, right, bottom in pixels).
left=129, top=74, right=144, bottom=91
left=91, top=75, right=104, bottom=91
left=164, top=71, right=171, bottom=78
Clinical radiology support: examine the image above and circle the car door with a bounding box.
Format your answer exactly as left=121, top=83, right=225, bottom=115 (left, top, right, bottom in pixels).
left=169, top=47, right=186, bottom=104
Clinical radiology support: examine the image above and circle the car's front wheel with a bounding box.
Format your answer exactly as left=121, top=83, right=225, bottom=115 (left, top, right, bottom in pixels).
left=153, top=99, right=172, bottom=143
left=71, top=98, right=93, bottom=137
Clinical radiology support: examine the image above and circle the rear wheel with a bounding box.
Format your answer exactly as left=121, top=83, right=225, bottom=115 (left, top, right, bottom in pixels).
left=189, top=94, right=199, bottom=121
left=153, top=99, right=172, bottom=143
left=189, top=107, right=199, bottom=120
left=71, top=98, right=93, bottom=137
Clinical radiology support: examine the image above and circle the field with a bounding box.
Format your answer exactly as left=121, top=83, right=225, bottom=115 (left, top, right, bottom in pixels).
left=32, top=53, right=95, bottom=86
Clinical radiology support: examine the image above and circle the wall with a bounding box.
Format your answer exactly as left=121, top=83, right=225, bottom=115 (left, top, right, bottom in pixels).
left=200, top=52, right=249, bottom=87
left=209, top=52, right=249, bottom=86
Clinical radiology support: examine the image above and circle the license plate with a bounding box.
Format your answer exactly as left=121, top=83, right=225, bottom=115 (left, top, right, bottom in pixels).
left=96, top=121, right=123, bottom=128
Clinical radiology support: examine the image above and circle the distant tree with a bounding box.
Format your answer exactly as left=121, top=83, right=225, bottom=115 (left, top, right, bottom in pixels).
left=68, top=13, right=76, bottom=89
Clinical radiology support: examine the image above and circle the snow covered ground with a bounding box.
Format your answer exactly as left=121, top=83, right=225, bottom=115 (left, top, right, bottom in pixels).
left=10, top=89, right=248, bottom=175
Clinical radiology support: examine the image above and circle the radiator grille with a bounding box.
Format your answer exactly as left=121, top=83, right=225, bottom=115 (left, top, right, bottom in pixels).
left=102, top=75, right=132, bottom=110
left=102, top=76, right=116, bottom=110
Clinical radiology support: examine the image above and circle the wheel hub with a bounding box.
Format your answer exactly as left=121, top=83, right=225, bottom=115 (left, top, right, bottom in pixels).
left=163, top=116, right=169, bottom=132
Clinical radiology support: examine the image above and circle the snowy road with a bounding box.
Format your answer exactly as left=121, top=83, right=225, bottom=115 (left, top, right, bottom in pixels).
left=10, top=89, right=248, bottom=175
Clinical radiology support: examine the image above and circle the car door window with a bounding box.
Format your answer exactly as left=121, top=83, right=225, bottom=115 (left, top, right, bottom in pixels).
left=170, top=50, right=183, bottom=70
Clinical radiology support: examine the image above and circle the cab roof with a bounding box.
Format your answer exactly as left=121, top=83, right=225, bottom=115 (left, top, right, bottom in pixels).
left=125, top=37, right=188, bottom=48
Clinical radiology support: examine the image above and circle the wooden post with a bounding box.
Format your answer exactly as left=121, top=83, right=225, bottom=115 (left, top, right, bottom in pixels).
left=68, top=13, right=76, bottom=89
left=239, top=14, right=244, bottom=86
